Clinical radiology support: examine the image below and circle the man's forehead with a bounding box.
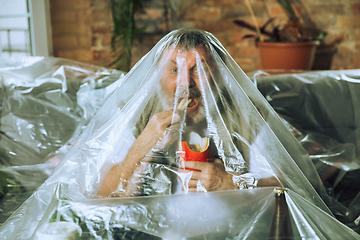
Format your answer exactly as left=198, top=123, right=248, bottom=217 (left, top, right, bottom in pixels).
left=161, top=45, right=211, bottom=63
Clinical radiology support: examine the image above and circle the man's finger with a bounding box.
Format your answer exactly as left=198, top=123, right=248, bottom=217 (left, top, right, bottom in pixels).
left=187, top=188, right=198, bottom=192
left=158, top=109, right=175, bottom=118
left=169, top=122, right=181, bottom=132
left=187, top=179, right=199, bottom=188
left=184, top=161, right=208, bottom=171
left=185, top=180, right=207, bottom=192
left=213, top=158, right=223, bottom=164
left=187, top=170, right=202, bottom=180
left=160, top=109, right=179, bottom=120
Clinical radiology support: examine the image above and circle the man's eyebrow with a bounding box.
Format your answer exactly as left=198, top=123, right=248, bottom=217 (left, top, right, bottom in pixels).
left=169, top=58, right=207, bottom=67
left=196, top=59, right=207, bottom=66
left=170, top=60, right=177, bottom=65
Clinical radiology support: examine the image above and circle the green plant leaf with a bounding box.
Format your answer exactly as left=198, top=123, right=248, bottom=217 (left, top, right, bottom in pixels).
left=109, top=0, right=144, bottom=71
left=277, top=0, right=298, bottom=22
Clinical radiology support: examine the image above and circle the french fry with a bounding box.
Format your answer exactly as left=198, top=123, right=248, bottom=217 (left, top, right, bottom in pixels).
left=188, top=132, right=210, bottom=152
left=196, top=143, right=202, bottom=152
left=178, top=98, right=191, bottom=110
left=203, top=137, right=209, bottom=151
left=197, top=137, right=209, bottom=152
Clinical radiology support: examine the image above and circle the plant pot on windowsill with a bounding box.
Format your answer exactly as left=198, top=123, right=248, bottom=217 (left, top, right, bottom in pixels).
left=234, top=0, right=327, bottom=71
left=258, top=41, right=319, bottom=70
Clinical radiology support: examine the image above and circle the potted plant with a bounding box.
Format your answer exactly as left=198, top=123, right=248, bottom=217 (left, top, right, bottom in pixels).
left=234, top=0, right=326, bottom=70
left=109, top=0, right=144, bottom=72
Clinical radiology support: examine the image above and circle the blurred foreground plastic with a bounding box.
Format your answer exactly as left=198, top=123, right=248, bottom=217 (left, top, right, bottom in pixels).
left=254, top=69, right=360, bottom=232
left=0, top=56, right=125, bottom=223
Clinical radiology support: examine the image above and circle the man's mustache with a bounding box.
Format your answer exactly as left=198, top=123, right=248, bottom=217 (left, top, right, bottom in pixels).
left=178, top=88, right=202, bottom=98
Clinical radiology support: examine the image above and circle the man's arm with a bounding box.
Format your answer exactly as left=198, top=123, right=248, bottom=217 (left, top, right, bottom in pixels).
left=98, top=109, right=180, bottom=197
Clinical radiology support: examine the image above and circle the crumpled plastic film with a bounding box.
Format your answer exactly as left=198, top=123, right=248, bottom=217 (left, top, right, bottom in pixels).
left=255, top=69, right=360, bottom=232
left=0, top=56, right=125, bottom=224
left=1, top=28, right=359, bottom=239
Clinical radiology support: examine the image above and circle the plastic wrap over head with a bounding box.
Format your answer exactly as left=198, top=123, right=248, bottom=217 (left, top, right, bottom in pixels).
left=1, top=28, right=359, bottom=239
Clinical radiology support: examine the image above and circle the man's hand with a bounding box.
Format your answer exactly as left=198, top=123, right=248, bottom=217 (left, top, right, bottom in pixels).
left=182, top=159, right=237, bottom=192
left=130, top=109, right=181, bottom=161
left=99, top=109, right=180, bottom=197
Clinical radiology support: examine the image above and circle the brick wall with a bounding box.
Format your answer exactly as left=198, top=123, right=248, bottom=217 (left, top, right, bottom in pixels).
left=49, top=0, right=113, bottom=67
left=49, top=0, right=360, bottom=73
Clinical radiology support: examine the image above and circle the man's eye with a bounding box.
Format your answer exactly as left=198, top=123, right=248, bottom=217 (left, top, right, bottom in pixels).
left=171, top=68, right=178, bottom=73
left=191, top=67, right=203, bottom=74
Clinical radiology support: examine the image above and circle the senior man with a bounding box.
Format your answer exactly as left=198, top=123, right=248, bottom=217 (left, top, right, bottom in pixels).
left=99, top=28, right=277, bottom=198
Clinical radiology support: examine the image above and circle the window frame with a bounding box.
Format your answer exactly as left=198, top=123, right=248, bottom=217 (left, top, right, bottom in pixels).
left=0, top=0, right=52, bottom=57
left=28, top=0, right=52, bottom=56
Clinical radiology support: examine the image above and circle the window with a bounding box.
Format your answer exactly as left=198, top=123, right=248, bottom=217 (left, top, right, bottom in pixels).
left=0, top=0, right=52, bottom=57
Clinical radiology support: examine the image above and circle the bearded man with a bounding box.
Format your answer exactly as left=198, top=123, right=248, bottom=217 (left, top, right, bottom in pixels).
left=99, top=28, right=277, bottom=198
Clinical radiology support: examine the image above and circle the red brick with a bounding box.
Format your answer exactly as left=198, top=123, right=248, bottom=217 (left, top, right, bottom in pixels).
left=352, top=54, right=360, bottom=66
left=52, top=36, right=78, bottom=49
left=356, top=43, right=360, bottom=52
left=157, top=21, right=172, bottom=32
left=351, top=3, right=360, bottom=15
left=234, top=58, right=256, bottom=72
left=57, top=49, right=93, bottom=62
left=52, top=23, right=91, bottom=35
left=310, top=5, right=345, bottom=15
left=337, top=16, right=360, bottom=28
left=212, top=0, right=236, bottom=7
left=225, top=45, right=239, bottom=59
left=324, top=29, right=345, bottom=44
left=79, top=36, right=91, bottom=48
left=101, top=50, right=113, bottom=62
left=181, top=6, right=221, bottom=21
left=76, top=9, right=92, bottom=23
left=103, top=33, right=112, bottom=47
left=239, top=45, right=260, bottom=58
left=230, top=32, right=257, bottom=44
left=92, top=35, right=103, bottom=49
left=338, top=43, right=354, bottom=55
left=247, top=2, right=267, bottom=16
left=93, top=0, right=109, bottom=10
left=233, top=0, right=245, bottom=4
left=143, top=23, right=157, bottom=33
left=348, top=30, right=360, bottom=41
left=51, top=10, right=77, bottom=22
left=223, top=5, right=252, bottom=19
left=213, top=32, right=230, bottom=46
left=332, top=52, right=352, bottom=69
left=93, top=9, right=111, bottom=22
left=174, top=20, right=196, bottom=29
left=255, top=57, right=262, bottom=70
left=267, top=4, right=286, bottom=17
left=315, top=14, right=337, bottom=30
left=135, top=8, right=165, bottom=20
left=197, top=19, right=240, bottom=33
left=50, top=0, right=91, bottom=10
left=92, top=22, right=112, bottom=34
left=92, top=50, right=104, bottom=61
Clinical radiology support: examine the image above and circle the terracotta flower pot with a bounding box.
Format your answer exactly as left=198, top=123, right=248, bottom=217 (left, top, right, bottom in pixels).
left=258, top=41, right=319, bottom=70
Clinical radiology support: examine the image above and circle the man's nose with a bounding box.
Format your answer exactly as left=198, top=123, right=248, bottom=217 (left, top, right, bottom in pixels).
left=178, top=69, right=196, bottom=89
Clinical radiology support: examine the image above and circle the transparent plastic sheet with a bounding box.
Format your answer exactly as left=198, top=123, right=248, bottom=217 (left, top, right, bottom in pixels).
left=0, top=56, right=126, bottom=224
left=254, top=69, right=360, bottom=232
left=1, top=28, right=359, bottom=239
